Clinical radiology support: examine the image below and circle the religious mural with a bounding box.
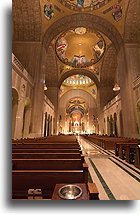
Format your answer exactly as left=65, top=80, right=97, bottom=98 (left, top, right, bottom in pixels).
left=44, top=0, right=54, bottom=20
left=63, top=75, right=92, bottom=85
left=112, top=5, right=122, bottom=21
left=91, top=88, right=96, bottom=94
left=72, top=113, right=81, bottom=123
left=58, top=0, right=108, bottom=10
left=55, top=28, right=105, bottom=68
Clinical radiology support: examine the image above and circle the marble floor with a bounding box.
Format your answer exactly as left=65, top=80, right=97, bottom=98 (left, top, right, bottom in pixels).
left=77, top=136, right=140, bottom=200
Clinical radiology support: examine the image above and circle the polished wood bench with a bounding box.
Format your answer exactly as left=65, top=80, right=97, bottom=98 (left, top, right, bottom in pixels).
left=116, top=143, right=139, bottom=168
left=12, top=153, right=82, bottom=159
left=12, top=148, right=81, bottom=153
left=12, top=159, right=85, bottom=170
left=12, top=143, right=80, bottom=149
left=115, top=142, right=138, bottom=156
left=12, top=168, right=88, bottom=199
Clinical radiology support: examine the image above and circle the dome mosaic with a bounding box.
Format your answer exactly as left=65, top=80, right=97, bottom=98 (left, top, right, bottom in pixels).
left=55, top=27, right=106, bottom=68
left=57, top=0, right=109, bottom=11
left=63, top=75, right=92, bottom=86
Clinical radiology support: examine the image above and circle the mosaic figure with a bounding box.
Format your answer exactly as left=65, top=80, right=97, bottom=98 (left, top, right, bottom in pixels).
left=71, top=55, right=89, bottom=67
left=44, top=1, right=54, bottom=20
left=112, top=5, right=122, bottom=21
left=77, top=0, right=84, bottom=7
left=93, top=40, right=104, bottom=59
left=91, top=88, right=95, bottom=94
left=92, top=0, right=105, bottom=6
left=56, top=37, right=68, bottom=59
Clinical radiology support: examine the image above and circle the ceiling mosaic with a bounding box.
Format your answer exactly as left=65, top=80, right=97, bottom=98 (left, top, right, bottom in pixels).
left=57, top=0, right=112, bottom=11
left=55, top=27, right=106, bottom=68
left=60, top=75, right=97, bottom=98
left=63, top=74, right=93, bottom=86
left=66, top=98, right=87, bottom=116
left=39, top=0, right=129, bottom=40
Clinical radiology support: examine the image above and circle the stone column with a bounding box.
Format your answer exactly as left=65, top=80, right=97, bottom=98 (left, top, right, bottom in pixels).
left=30, top=80, right=44, bottom=137
left=23, top=107, right=31, bottom=138
left=14, top=97, right=25, bottom=139
left=118, top=44, right=139, bottom=138
left=45, top=86, right=59, bottom=135
left=30, top=45, right=46, bottom=138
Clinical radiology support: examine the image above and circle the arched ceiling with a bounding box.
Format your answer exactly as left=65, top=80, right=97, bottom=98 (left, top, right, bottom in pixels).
left=43, top=13, right=123, bottom=52
left=100, top=44, right=117, bottom=86
left=12, top=0, right=139, bottom=112
left=59, top=89, right=97, bottom=109
left=55, top=28, right=106, bottom=68
left=12, top=0, right=139, bottom=44
left=60, top=74, right=97, bottom=99
left=45, top=45, right=58, bottom=87
left=51, top=26, right=109, bottom=80
left=66, top=97, right=87, bottom=116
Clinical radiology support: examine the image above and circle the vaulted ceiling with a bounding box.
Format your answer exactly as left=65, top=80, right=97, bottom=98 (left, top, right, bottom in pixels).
left=12, top=0, right=139, bottom=108
left=12, top=0, right=139, bottom=43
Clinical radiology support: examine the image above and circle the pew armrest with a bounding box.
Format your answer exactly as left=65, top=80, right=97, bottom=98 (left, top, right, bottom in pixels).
left=83, top=163, right=88, bottom=183
left=81, top=154, right=85, bottom=163
left=87, top=183, right=99, bottom=200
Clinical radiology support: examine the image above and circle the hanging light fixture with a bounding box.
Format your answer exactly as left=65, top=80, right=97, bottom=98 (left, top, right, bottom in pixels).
left=113, top=83, right=120, bottom=91
left=44, top=85, right=47, bottom=91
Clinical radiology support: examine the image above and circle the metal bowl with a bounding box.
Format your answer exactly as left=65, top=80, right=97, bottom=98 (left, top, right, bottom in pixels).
left=58, top=184, right=82, bottom=200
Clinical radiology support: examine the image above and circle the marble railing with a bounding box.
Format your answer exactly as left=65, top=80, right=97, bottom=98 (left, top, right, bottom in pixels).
left=12, top=53, right=34, bottom=87
left=133, top=76, right=140, bottom=89
left=103, top=94, right=121, bottom=111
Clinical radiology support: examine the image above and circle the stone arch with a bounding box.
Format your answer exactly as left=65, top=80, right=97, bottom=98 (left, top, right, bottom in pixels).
left=58, top=69, right=100, bottom=89
left=43, top=13, right=123, bottom=53
left=12, top=88, right=19, bottom=138
left=59, top=89, right=97, bottom=133
left=45, top=45, right=58, bottom=87
left=59, top=89, right=97, bottom=110
left=100, top=45, right=117, bottom=109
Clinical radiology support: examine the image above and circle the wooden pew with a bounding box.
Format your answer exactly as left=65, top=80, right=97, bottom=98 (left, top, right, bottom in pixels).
left=13, top=140, right=78, bottom=144
left=12, top=169, right=87, bottom=199
left=12, top=149, right=81, bottom=153
left=116, top=143, right=139, bottom=168
left=86, top=135, right=139, bottom=151
left=12, top=153, right=82, bottom=159
left=12, top=135, right=77, bottom=144
left=12, top=159, right=83, bottom=170
left=134, top=147, right=140, bottom=168
left=116, top=142, right=138, bottom=158
left=12, top=135, right=89, bottom=199
left=12, top=143, right=80, bottom=149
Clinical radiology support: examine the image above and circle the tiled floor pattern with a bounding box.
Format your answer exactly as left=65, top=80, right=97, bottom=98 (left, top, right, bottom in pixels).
left=78, top=136, right=140, bottom=200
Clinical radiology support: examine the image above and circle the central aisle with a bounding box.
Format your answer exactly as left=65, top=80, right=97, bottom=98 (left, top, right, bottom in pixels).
left=77, top=136, right=140, bottom=200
